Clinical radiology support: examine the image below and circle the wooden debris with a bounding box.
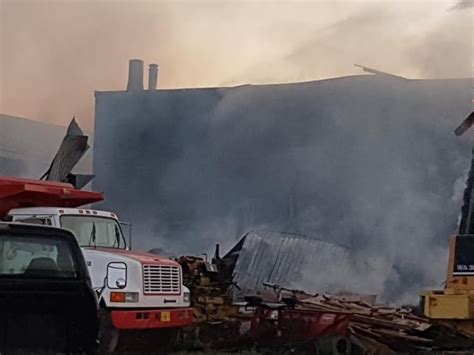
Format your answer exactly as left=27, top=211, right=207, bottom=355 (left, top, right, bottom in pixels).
left=293, top=292, right=474, bottom=354
left=177, top=255, right=474, bottom=354
left=177, top=256, right=240, bottom=323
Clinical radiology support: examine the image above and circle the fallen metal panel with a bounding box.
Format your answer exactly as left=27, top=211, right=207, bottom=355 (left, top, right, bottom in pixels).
left=354, top=64, right=407, bottom=80
left=41, top=118, right=89, bottom=183
left=227, top=230, right=369, bottom=299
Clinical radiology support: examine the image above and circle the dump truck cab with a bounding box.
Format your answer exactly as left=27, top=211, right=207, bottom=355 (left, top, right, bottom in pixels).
left=9, top=207, right=191, bottom=310
left=0, top=222, right=99, bottom=353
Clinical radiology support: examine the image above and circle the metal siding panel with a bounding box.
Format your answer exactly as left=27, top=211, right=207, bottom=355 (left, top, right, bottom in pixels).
left=231, top=230, right=356, bottom=299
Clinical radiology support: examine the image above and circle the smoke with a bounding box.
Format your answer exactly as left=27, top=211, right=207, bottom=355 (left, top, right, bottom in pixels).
left=0, top=0, right=472, bottom=129
left=94, top=75, right=472, bottom=303
left=1, top=0, right=472, bottom=303
left=450, top=0, right=474, bottom=10
left=409, top=10, right=473, bottom=78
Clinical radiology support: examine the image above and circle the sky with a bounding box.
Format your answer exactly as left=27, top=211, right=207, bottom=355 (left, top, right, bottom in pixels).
left=0, top=0, right=472, bottom=130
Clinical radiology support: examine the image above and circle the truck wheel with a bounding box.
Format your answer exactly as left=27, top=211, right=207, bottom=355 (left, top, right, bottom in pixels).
left=316, top=336, right=352, bottom=355
left=98, top=308, right=119, bottom=354
left=118, top=328, right=179, bottom=353
left=154, top=328, right=179, bottom=351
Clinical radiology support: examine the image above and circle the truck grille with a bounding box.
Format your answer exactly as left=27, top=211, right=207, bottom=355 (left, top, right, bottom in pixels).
left=143, top=265, right=181, bottom=294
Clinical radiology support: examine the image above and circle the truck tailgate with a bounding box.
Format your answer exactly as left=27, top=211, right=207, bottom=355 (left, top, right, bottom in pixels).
left=0, top=281, right=98, bottom=353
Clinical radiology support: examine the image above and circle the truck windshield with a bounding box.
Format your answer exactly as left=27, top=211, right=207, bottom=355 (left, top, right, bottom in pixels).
left=0, top=234, right=78, bottom=278
left=60, top=216, right=126, bottom=249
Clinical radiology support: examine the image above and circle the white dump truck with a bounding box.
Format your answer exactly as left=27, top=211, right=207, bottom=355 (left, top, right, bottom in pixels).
left=0, top=176, right=192, bottom=351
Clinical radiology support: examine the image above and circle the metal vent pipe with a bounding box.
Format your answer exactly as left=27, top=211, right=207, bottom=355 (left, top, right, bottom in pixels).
left=127, top=59, right=144, bottom=91
left=148, top=64, right=159, bottom=90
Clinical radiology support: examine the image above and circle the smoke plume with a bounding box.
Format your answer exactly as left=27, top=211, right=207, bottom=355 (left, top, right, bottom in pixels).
left=94, top=74, right=472, bottom=303
left=0, top=0, right=472, bottom=129
left=450, top=0, right=474, bottom=10
left=1, top=0, right=472, bottom=303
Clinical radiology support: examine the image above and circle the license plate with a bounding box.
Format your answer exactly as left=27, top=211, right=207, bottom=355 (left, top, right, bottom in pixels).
left=160, top=311, right=170, bottom=322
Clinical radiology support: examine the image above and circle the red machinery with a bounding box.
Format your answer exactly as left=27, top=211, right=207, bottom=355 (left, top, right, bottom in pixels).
left=0, top=176, right=103, bottom=219
left=249, top=299, right=351, bottom=355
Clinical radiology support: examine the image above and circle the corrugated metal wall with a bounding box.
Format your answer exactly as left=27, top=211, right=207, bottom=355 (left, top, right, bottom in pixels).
left=231, top=230, right=368, bottom=298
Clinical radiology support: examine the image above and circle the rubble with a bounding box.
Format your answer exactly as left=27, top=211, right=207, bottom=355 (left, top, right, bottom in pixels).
left=285, top=288, right=474, bottom=354
left=176, top=255, right=250, bottom=350
left=223, top=230, right=378, bottom=301
left=177, top=255, right=240, bottom=323
left=177, top=254, right=474, bottom=354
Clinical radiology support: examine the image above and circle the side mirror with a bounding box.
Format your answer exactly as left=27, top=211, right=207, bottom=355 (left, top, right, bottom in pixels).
left=107, top=262, right=127, bottom=289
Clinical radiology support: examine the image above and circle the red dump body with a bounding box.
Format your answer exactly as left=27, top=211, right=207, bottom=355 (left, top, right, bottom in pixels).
left=250, top=304, right=350, bottom=344
left=0, top=176, right=103, bottom=219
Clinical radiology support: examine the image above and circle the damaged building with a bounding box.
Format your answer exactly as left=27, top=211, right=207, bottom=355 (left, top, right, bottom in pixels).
left=94, top=59, right=473, bottom=301
left=0, top=114, right=93, bottom=179
left=0, top=114, right=67, bottom=177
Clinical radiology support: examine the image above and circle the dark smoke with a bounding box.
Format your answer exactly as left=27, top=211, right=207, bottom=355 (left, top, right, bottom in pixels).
left=450, top=0, right=474, bottom=10
left=94, top=75, right=473, bottom=303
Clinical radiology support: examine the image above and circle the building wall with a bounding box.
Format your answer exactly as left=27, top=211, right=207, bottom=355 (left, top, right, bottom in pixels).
left=94, top=75, right=472, bottom=301
left=0, top=114, right=92, bottom=178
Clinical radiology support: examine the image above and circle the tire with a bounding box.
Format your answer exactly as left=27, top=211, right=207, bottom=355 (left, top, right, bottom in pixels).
left=98, top=308, right=119, bottom=354
left=117, top=328, right=179, bottom=353
left=334, top=336, right=352, bottom=355
left=149, top=327, right=179, bottom=352
left=316, top=336, right=352, bottom=355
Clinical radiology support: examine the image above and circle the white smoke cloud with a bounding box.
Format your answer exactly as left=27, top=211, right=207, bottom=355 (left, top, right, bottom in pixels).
left=0, top=0, right=472, bottom=129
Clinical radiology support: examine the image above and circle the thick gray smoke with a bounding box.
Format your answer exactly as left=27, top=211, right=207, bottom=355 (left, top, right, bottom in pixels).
left=451, top=0, right=474, bottom=10
left=2, top=0, right=471, bottom=303
left=1, top=0, right=472, bottom=129
left=94, top=75, right=473, bottom=303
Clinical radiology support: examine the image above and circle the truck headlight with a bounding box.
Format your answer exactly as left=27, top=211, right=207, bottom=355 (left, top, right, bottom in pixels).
left=110, top=292, right=139, bottom=303
left=184, top=292, right=190, bottom=303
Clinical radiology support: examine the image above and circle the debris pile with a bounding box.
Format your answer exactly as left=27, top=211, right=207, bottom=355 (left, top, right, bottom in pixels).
left=176, top=255, right=248, bottom=350
left=295, top=292, right=474, bottom=354
left=177, top=255, right=240, bottom=323
left=176, top=251, right=474, bottom=353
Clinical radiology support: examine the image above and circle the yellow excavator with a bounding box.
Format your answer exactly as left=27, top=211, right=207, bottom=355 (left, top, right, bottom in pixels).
left=421, top=111, right=474, bottom=336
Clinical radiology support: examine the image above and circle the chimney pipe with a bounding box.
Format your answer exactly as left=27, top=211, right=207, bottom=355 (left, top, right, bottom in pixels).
left=127, top=59, right=144, bottom=91
left=148, top=64, right=159, bottom=90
